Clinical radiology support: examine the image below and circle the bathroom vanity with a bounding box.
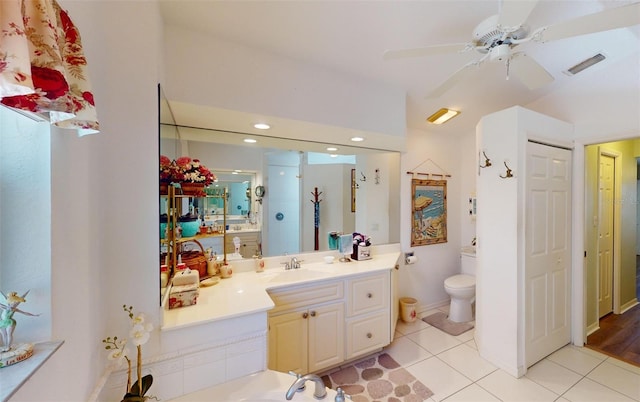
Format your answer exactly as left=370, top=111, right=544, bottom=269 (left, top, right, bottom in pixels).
left=267, top=269, right=392, bottom=374
left=154, top=248, right=400, bottom=401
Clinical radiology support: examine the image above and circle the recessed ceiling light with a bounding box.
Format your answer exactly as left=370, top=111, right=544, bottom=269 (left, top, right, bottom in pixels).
left=350, top=137, right=364, bottom=142
left=426, top=108, right=460, bottom=124
left=254, top=123, right=270, bottom=130
left=244, top=138, right=257, bottom=143
left=327, top=147, right=338, bottom=151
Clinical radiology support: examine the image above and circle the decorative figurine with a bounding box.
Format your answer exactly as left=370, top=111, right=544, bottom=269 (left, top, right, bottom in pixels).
left=0, top=290, right=39, bottom=368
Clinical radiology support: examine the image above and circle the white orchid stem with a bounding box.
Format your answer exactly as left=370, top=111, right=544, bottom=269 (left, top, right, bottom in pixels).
left=126, top=356, right=132, bottom=393
left=137, top=345, right=142, bottom=393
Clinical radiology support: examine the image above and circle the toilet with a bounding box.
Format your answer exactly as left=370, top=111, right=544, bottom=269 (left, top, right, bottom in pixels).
left=444, top=246, right=476, bottom=323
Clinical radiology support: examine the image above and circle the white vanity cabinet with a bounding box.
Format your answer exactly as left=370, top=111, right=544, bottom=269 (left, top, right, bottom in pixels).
left=225, top=231, right=260, bottom=258
left=268, top=281, right=345, bottom=373
left=267, top=269, right=393, bottom=374
left=345, top=271, right=391, bottom=359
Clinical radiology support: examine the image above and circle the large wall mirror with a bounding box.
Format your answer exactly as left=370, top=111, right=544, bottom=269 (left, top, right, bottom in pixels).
left=159, top=86, right=400, bottom=274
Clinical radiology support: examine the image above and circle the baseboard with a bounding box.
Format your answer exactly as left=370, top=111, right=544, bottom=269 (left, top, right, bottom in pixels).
left=586, top=321, right=600, bottom=337
left=620, top=298, right=639, bottom=314
left=418, top=299, right=450, bottom=314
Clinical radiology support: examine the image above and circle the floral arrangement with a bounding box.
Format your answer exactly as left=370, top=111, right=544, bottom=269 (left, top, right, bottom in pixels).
left=160, top=155, right=216, bottom=186
left=102, top=305, right=155, bottom=402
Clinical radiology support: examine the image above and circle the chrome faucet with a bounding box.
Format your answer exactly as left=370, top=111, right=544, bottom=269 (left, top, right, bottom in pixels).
left=290, top=256, right=302, bottom=269
left=285, top=374, right=327, bottom=400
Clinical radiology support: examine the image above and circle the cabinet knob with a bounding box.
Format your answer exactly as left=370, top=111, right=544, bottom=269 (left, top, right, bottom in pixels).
left=310, top=311, right=316, bottom=317
left=367, top=293, right=373, bottom=298
left=302, top=312, right=309, bottom=319
left=366, top=333, right=373, bottom=339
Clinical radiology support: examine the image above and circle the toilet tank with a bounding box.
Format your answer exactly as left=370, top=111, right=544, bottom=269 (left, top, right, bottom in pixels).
left=460, top=246, right=476, bottom=275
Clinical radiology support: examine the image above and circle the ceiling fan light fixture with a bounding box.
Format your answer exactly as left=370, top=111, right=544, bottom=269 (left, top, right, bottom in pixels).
left=564, top=53, right=606, bottom=76
left=427, top=108, right=460, bottom=124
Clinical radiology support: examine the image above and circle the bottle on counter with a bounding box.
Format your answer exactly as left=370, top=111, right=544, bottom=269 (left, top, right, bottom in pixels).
left=253, top=253, right=264, bottom=273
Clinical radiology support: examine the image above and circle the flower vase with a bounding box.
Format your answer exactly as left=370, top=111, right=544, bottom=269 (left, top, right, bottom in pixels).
left=180, top=182, right=205, bottom=196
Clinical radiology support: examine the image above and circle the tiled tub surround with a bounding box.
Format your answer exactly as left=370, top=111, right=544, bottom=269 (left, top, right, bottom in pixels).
left=93, top=247, right=401, bottom=401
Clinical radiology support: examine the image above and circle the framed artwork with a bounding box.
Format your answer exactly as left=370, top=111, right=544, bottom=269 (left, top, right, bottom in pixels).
left=411, top=179, right=447, bottom=246
left=351, top=168, right=356, bottom=212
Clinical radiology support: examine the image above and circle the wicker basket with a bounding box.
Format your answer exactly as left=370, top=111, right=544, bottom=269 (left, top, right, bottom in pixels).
left=180, top=239, right=207, bottom=278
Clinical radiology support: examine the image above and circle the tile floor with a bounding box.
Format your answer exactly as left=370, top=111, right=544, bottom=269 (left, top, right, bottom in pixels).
left=385, top=306, right=640, bottom=402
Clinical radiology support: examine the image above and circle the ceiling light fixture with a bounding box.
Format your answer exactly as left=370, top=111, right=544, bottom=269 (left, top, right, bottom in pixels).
left=350, top=137, right=364, bottom=142
left=253, top=123, right=270, bottom=130
left=426, top=108, right=461, bottom=124
left=243, top=138, right=257, bottom=143
left=326, top=147, right=338, bottom=151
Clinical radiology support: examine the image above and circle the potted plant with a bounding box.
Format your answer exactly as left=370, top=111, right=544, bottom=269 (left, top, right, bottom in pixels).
left=102, top=305, right=155, bottom=402
left=160, top=156, right=216, bottom=196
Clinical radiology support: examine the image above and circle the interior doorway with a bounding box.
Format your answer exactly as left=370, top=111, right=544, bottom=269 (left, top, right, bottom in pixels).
left=597, top=151, right=617, bottom=318
left=584, top=142, right=640, bottom=367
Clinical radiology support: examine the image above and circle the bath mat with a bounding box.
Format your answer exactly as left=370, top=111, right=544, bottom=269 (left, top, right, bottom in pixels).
left=422, top=312, right=474, bottom=336
left=321, top=353, right=433, bottom=402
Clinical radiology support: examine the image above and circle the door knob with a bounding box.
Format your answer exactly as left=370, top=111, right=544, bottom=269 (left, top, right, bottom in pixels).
left=302, top=312, right=308, bottom=319
left=366, top=333, right=372, bottom=339
left=367, top=293, right=373, bottom=298
left=310, top=311, right=317, bottom=317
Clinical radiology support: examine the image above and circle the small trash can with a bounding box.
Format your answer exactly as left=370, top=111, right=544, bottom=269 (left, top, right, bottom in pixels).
left=400, top=297, right=418, bottom=323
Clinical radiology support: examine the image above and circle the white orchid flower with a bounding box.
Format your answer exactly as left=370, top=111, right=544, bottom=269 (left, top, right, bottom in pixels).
left=130, top=323, right=151, bottom=346
left=131, top=312, right=147, bottom=326
left=108, top=345, right=130, bottom=364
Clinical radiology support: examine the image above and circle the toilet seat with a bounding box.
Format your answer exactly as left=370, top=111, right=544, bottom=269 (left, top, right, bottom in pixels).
left=444, top=274, right=475, bottom=289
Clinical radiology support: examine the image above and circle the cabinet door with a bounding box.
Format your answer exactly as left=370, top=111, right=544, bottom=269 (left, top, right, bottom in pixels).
left=346, top=311, right=390, bottom=359
left=268, top=309, right=308, bottom=373
left=308, top=302, right=344, bottom=372
left=347, top=272, right=388, bottom=316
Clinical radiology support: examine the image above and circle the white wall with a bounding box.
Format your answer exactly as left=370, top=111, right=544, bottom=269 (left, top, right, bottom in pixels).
left=0, top=108, right=51, bottom=344
left=397, top=128, right=474, bottom=310
left=302, top=163, right=354, bottom=252
left=162, top=25, right=406, bottom=140
left=475, top=106, right=573, bottom=377
left=12, top=1, right=162, bottom=400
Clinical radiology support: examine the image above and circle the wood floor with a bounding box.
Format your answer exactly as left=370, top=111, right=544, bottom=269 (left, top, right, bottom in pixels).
left=585, top=257, right=640, bottom=367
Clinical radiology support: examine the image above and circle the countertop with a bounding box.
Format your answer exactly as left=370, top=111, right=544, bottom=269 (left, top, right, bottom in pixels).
left=161, top=251, right=401, bottom=331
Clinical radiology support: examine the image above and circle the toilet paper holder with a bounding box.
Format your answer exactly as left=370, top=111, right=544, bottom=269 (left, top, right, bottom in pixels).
left=404, top=251, right=415, bottom=264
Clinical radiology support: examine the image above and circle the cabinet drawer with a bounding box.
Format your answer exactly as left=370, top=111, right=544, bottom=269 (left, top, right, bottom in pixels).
left=345, top=311, right=390, bottom=359
left=268, top=281, right=344, bottom=314
left=346, top=273, right=388, bottom=317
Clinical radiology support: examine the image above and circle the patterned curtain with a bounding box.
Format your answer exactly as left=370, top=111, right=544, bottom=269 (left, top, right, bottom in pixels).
left=0, top=0, right=99, bottom=136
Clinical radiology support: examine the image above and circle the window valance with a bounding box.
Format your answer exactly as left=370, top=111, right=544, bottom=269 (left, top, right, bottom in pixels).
left=0, top=0, right=99, bottom=136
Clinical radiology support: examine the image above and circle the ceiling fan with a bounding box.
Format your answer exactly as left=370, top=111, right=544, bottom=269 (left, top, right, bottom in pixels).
left=383, top=1, right=640, bottom=98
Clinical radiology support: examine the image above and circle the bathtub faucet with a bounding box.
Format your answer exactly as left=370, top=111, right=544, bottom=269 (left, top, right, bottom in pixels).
left=285, top=373, right=327, bottom=400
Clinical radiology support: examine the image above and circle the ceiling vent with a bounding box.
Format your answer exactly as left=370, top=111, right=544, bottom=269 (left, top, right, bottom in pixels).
left=564, top=53, right=606, bottom=76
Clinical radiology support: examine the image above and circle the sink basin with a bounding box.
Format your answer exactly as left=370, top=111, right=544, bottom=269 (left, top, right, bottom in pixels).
left=267, top=268, right=330, bottom=283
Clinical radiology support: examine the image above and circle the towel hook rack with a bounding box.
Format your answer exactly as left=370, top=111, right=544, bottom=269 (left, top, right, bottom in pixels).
left=499, top=161, right=514, bottom=179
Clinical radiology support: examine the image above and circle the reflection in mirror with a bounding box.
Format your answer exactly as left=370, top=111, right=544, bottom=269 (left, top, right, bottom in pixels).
left=159, top=87, right=400, bottom=265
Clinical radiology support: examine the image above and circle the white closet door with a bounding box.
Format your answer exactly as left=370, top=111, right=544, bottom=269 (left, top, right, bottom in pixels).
left=525, top=141, right=572, bottom=367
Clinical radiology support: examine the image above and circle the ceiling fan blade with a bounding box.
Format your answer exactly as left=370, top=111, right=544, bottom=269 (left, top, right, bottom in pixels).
left=509, top=52, right=554, bottom=90
left=383, top=43, right=469, bottom=60
left=540, top=2, right=640, bottom=42
left=498, top=0, right=538, bottom=29
left=426, top=60, right=480, bottom=98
